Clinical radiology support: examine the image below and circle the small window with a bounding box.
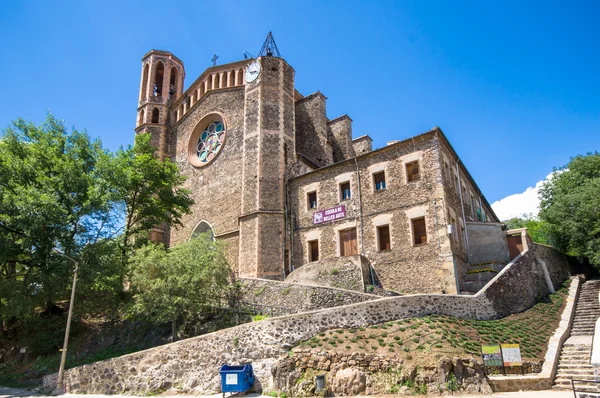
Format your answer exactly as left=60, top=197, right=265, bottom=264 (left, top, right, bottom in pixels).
left=151, top=108, right=160, bottom=123
left=340, top=182, right=351, bottom=200
left=309, top=240, right=319, bottom=262
left=374, top=172, right=386, bottom=190
left=450, top=216, right=458, bottom=241
left=308, top=191, right=317, bottom=209
left=445, top=162, right=453, bottom=187
left=412, top=217, right=427, bottom=245
left=377, top=225, right=391, bottom=251
left=406, top=161, right=420, bottom=182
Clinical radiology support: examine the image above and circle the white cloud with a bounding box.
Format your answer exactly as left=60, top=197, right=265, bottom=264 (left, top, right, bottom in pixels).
left=491, top=173, right=554, bottom=221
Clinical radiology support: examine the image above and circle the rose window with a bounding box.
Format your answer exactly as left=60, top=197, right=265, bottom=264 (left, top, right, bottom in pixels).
left=196, top=122, right=225, bottom=163
left=188, top=115, right=227, bottom=168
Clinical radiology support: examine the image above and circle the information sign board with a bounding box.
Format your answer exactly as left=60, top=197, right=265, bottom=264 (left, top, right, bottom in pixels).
left=481, top=345, right=503, bottom=367
left=501, top=344, right=522, bottom=366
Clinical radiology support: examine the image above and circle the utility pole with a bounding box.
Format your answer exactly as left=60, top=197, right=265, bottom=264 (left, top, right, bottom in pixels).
left=52, top=248, right=79, bottom=394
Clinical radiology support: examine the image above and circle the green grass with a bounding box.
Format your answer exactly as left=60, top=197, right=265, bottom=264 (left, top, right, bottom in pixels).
left=296, top=279, right=571, bottom=362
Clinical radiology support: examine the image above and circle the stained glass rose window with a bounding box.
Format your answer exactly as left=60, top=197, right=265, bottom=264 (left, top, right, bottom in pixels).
left=196, top=121, right=225, bottom=163
left=188, top=115, right=227, bottom=167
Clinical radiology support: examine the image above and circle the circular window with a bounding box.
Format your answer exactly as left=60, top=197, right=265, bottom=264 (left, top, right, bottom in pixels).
left=188, top=114, right=227, bottom=167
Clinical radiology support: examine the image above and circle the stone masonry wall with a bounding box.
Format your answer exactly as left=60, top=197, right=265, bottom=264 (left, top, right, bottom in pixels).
left=284, top=255, right=368, bottom=292
left=51, top=235, right=570, bottom=395
left=239, top=278, right=376, bottom=314
left=289, top=131, right=456, bottom=294
left=168, top=88, right=246, bottom=270
left=466, top=222, right=510, bottom=265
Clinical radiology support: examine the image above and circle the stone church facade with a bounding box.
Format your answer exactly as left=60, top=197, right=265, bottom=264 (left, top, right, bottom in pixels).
left=134, top=45, right=500, bottom=295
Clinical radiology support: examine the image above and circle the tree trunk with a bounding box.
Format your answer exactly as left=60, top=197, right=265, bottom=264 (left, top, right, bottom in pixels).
left=172, top=319, right=177, bottom=342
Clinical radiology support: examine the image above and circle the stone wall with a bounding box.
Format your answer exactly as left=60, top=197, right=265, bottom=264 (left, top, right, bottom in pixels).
left=466, top=222, right=510, bottom=265
left=50, top=236, right=571, bottom=396
left=168, top=88, right=246, bottom=271
left=480, top=241, right=569, bottom=317
left=284, top=255, right=369, bottom=292
left=488, top=277, right=581, bottom=392
left=239, top=278, right=376, bottom=314
left=289, top=131, right=457, bottom=294
left=271, top=350, right=492, bottom=396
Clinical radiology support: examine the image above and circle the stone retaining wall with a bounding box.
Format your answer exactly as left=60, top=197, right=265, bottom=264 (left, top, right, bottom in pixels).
left=284, top=255, right=370, bottom=292
left=47, top=238, right=573, bottom=395
left=487, top=276, right=581, bottom=392
left=239, top=277, right=377, bottom=314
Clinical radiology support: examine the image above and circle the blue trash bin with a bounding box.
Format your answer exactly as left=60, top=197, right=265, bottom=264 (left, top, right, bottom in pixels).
left=220, top=364, right=254, bottom=397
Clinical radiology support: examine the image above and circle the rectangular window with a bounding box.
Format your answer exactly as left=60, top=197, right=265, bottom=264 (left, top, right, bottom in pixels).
left=339, top=228, right=358, bottom=256
left=377, top=225, right=391, bottom=251
left=470, top=194, right=476, bottom=218
left=309, top=240, right=319, bottom=262
left=340, top=182, right=351, bottom=200
left=445, top=162, right=453, bottom=188
left=456, top=175, right=461, bottom=196
left=374, top=171, right=386, bottom=190
left=308, top=191, right=317, bottom=209
left=412, top=217, right=427, bottom=245
left=451, top=217, right=459, bottom=241
left=406, top=161, right=420, bottom=182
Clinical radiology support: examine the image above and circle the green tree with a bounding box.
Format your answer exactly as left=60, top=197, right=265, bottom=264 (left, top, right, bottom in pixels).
left=0, top=115, right=194, bottom=326
left=128, top=234, right=231, bottom=340
left=503, top=214, right=552, bottom=245
left=539, top=152, right=600, bottom=266
left=0, top=115, right=119, bottom=324
left=109, top=133, right=194, bottom=261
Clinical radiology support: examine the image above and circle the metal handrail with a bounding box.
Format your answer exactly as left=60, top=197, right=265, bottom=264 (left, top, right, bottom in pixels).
left=571, top=378, right=600, bottom=398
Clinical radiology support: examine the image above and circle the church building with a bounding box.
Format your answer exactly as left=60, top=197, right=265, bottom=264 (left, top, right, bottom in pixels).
left=134, top=34, right=502, bottom=295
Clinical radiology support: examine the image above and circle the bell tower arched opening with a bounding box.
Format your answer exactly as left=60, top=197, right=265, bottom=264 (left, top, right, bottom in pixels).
left=169, top=67, right=178, bottom=98
left=140, top=63, right=149, bottom=101
left=153, top=62, right=164, bottom=97
left=151, top=108, right=159, bottom=123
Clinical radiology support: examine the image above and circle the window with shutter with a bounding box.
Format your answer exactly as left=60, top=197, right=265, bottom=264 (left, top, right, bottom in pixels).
left=406, top=161, right=420, bottom=182
left=377, top=225, right=391, bottom=251
left=374, top=172, right=386, bottom=190
left=412, top=217, right=427, bottom=245
left=309, top=240, right=319, bottom=262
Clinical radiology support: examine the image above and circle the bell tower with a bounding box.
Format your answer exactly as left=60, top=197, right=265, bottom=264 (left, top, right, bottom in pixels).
left=238, top=34, right=296, bottom=279
left=135, top=50, right=185, bottom=244
left=135, top=50, right=185, bottom=160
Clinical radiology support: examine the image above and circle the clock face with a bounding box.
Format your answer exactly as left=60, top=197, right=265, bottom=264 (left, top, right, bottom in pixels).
left=245, top=61, right=260, bottom=83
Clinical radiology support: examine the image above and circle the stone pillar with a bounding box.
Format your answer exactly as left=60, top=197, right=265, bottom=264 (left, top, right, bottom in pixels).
left=238, top=57, right=295, bottom=279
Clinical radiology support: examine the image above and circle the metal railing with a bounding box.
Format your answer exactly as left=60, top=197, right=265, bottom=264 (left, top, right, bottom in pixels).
left=571, top=379, right=600, bottom=397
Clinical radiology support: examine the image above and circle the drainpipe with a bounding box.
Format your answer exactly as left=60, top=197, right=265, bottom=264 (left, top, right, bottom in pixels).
left=354, top=157, right=375, bottom=286
left=455, top=161, right=471, bottom=263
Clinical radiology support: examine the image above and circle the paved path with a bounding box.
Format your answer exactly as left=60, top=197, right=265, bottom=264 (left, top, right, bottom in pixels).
left=0, top=386, right=576, bottom=398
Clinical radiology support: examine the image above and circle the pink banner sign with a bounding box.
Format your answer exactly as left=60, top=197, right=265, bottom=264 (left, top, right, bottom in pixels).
left=313, top=205, right=346, bottom=225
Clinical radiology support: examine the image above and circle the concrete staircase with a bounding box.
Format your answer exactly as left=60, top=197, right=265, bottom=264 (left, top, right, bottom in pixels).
left=460, top=261, right=506, bottom=294
left=553, top=280, right=600, bottom=395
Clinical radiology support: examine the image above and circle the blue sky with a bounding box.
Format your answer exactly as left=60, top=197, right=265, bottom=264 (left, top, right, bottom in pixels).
left=0, top=1, right=598, bottom=212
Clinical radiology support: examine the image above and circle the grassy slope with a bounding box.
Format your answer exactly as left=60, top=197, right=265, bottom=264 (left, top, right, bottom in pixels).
left=296, top=279, right=570, bottom=367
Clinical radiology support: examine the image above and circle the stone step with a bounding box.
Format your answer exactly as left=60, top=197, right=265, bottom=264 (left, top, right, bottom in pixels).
left=464, top=271, right=497, bottom=282
left=557, top=369, right=595, bottom=374
left=467, top=263, right=505, bottom=272
left=555, top=375, right=599, bottom=382
left=461, top=281, right=486, bottom=292
left=559, top=364, right=594, bottom=369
